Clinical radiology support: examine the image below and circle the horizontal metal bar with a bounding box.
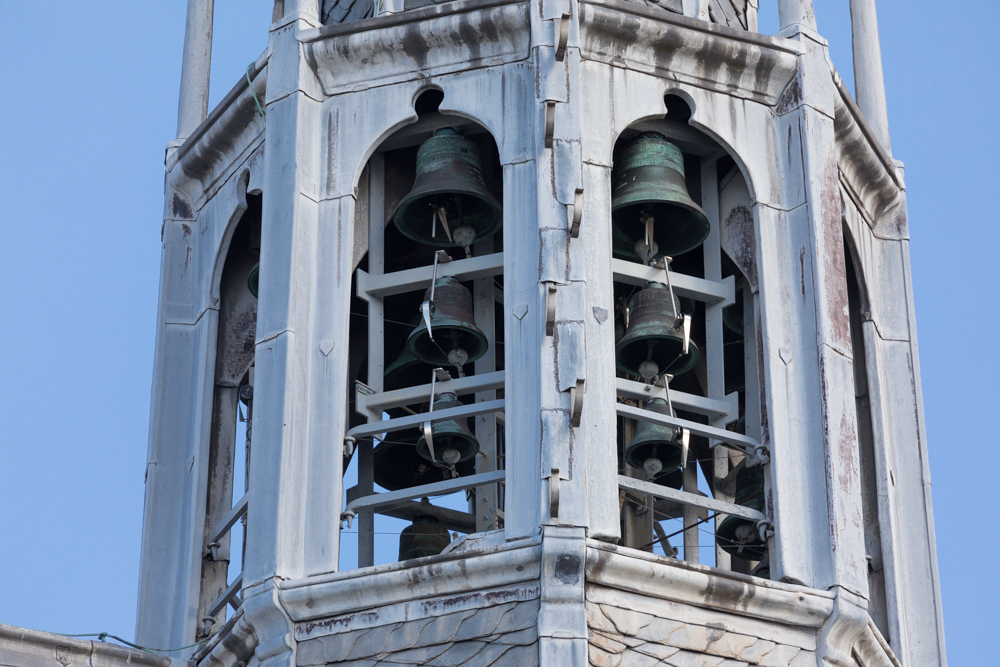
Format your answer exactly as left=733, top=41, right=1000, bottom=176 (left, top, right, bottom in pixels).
left=210, top=493, right=248, bottom=545
left=375, top=500, right=477, bottom=534
left=616, top=402, right=760, bottom=455
left=207, top=572, right=243, bottom=618
left=615, top=377, right=736, bottom=421
left=358, top=371, right=506, bottom=414
left=357, top=252, right=504, bottom=300
left=345, top=470, right=505, bottom=515
left=347, top=399, right=506, bottom=439
left=612, top=259, right=735, bottom=306
left=618, top=475, right=767, bottom=523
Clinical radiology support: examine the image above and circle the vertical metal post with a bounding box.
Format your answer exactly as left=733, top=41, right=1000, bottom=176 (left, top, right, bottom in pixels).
left=682, top=462, right=699, bottom=564
left=360, top=156, right=385, bottom=567
left=176, top=0, right=214, bottom=142
left=473, top=243, right=499, bottom=533
left=850, top=0, right=892, bottom=153
left=701, top=157, right=731, bottom=571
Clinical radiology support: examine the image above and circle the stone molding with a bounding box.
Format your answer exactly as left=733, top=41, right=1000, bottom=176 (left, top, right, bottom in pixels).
left=0, top=623, right=189, bottom=667
left=278, top=536, right=542, bottom=622
left=586, top=541, right=836, bottom=630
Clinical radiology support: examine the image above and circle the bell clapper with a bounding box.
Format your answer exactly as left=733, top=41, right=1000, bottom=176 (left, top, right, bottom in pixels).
left=643, top=456, right=663, bottom=481
left=639, top=343, right=660, bottom=385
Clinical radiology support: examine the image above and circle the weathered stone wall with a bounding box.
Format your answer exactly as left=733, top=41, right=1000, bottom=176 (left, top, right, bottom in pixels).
left=295, top=599, right=539, bottom=666
left=586, top=585, right=817, bottom=667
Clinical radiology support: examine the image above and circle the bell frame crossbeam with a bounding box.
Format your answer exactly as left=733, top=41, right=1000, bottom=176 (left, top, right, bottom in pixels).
left=618, top=475, right=767, bottom=524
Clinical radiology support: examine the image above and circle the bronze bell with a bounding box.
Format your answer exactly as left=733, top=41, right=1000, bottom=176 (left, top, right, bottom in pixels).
left=384, top=345, right=435, bottom=392
left=625, top=398, right=683, bottom=479
left=393, top=128, right=503, bottom=250
left=373, top=434, right=475, bottom=492
left=611, top=132, right=710, bottom=262
left=616, top=282, right=700, bottom=381
left=247, top=263, right=259, bottom=298
left=417, top=392, right=480, bottom=465
left=407, top=276, right=489, bottom=368
left=398, top=515, right=452, bottom=561
left=716, top=461, right=767, bottom=560
left=723, top=278, right=744, bottom=335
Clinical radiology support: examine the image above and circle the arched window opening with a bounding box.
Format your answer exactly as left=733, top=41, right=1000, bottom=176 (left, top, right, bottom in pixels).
left=340, top=106, right=506, bottom=570
left=612, top=111, right=769, bottom=578
left=198, top=193, right=261, bottom=637
left=845, top=240, right=890, bottom=640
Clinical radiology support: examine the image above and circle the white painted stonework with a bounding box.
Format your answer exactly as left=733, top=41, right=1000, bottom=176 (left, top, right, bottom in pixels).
left=0, top=1, right=946, bottom=667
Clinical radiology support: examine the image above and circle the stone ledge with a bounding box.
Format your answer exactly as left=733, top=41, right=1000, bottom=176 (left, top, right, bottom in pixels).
left=0, top=624, right=189, bottom=667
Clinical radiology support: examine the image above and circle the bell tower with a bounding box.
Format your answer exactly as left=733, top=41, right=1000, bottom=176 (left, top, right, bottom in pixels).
left=135, top=0, right=946, bottom=665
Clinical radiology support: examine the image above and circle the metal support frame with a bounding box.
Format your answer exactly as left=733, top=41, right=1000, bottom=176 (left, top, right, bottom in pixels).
left=612, top=258, right=735, bottom=306
left=344, top=470, right=506, bottom=516
left=617, top=475, right=767, bottom=524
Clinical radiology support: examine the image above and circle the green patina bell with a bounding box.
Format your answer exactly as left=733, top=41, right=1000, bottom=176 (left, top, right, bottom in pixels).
left=716, top=461, right=767, bottom=560
left=723, top=279, right=744, bottom=335
left=417, top=392, right=480, bottom=465
left=384, top=345, right=435, bottom=392
left=373, top=435, right=475, bottom=491
left=398, top=515, right=453, bottom=561
left=611, top=133, right=710, bottom=261
left=616, top=283, right=700, bottom=380
left=625, top=398, right=683, bottom=479
left=407, top=276, right=489, bottom=367
left=247, top=263, right=259, bottom=298
left=725, top=342, right=745, bottom=396
left=393, top=128, right=503, bottom=249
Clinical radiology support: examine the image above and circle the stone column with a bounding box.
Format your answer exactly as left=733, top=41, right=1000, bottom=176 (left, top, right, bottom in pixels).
left=777, top=0, right=816, bottom=32
left=175, top=0, right=214, bottom=143
left=850, top=0, right=892, bottom=153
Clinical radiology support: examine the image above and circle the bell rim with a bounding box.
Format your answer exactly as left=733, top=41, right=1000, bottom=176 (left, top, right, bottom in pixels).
left=392, top=185, right=503, bottom=248
left=615, top=337, right=701, bottom=378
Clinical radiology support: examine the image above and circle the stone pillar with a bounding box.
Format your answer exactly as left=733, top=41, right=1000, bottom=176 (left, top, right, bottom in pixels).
left=175, top=0, right=214, bottom=143
left=850, top=0, right=892, bottom=153
left=777, top=0, right=816, bottom=32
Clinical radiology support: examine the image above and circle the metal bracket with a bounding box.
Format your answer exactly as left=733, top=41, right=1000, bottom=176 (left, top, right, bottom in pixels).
left=343, top=436, right=356, bottom=459
left=544, top=101, right=557, bottom=149
left=549, top=467, right=561, bottom=521
left=659, top=374, right=690, bottom=465
left=567, top=188, right=584, bottom=239
left=753, top=444, right=771, bottom=465
left=568, top=378, right=585, bottom=427
left=553, top=13, right=570, bottom=61
left=207, top=541, right=221, bottom=561
left=340, top=510, right=355, bottom=529
left=545, top=282, right=558, bottom=336
left=657, top=256, right=691, bottom=352
left=419, top=250, right=452, bottom=341
left=755, top=519, right=775, bottom=543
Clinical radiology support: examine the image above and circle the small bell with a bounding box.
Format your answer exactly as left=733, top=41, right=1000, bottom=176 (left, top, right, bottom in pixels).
left=716, top=461, right=767, bottom=560
left=398, top=515, right=453, bottom=561
left=723, top=278, right=744, bottom=335
left=616, top=283, right=699, bottom=380
left=625, top=398, right=684, bottom=480
left=373, top=434, right=475, bottom=492
left=247, top=263, right=259, bottom=298
left=417, top=392, right=480, bottom=465
left=611, top=133, right=710, bottom=261
left=407, top=277, right=489, bottom=368
left=393, top=128, right=503, bottom=251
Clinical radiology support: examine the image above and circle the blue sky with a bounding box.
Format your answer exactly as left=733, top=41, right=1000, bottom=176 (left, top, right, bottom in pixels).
left=0, top=1, right=995, bottom=663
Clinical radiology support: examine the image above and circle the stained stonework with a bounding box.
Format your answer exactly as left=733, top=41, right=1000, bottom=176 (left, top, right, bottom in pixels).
left=295, top=599, right=539, bottom=666
left=586, top=587, right=816, bottom=667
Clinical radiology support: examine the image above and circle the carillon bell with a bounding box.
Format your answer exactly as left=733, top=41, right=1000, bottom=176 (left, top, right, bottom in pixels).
left=723, top=279, right=744, bottom=335
left=393, top=128, right=503, bottom=251
left=611, top=132, right=710, bottom=262
left=407, top=276, right=488, bottom=368
left=398, top=515, right=453, bottom=561
left=716, top=461, right=767, bottom=560
left=417, top=392, right=480, bottom=465
left=248, top=263, right=259, bottom=298
left=384, top=345, right=435, bottom=392
left=616, top=282, right=699, bottom=381
left=625, top=398, right=683, bottom=479
left=373, top=435, right=475, bottom=492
